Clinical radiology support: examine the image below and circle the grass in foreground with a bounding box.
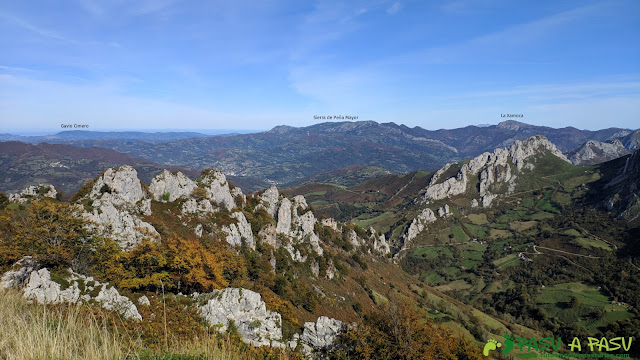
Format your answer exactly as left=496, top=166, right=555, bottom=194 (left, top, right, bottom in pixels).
left=0, top=290, right=280, bottom=360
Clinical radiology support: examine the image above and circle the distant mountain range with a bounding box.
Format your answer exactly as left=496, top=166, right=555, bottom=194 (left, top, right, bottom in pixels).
left=1, top=120, right=638, bottom=195
left=0, top=141, right=200, bottom=197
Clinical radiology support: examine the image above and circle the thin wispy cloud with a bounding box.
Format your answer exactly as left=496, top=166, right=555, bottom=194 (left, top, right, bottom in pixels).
left=0, top=12, right=68, bottom=41
left=386, top=2, right=403, bottom=14
left=390, top=2, right=612, bottom=65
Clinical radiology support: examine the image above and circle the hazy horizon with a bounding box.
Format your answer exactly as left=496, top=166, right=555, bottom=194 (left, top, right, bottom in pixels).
left=2, top=118, right=638, bottom=137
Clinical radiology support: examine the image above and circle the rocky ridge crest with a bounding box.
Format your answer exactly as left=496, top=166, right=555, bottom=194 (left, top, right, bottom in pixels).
left=567, top=139, right=630, bottom=166
left=402, top=136, right=570, bottom=250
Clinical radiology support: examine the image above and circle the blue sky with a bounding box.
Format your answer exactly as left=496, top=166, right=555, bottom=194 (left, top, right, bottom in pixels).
left=1, top=0, right=639, bottom=132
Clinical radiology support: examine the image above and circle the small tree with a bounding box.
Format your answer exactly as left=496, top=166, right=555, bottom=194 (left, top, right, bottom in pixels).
left=13, top=200, right=95, bottom=269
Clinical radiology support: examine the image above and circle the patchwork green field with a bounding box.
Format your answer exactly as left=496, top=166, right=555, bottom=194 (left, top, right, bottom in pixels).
left=537, top=282, right=635, bottom=332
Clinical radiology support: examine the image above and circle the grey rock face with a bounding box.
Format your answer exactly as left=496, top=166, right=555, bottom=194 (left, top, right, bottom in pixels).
left=437, top=204, right=451, bottom=217
left=260, top=186, right=280, bottom=216
left=181, top=198, right=216, bottom=215
left=23, top=268, right=80, bottom=304
left=320, top=218, right=340, bottom=232
left=423, top=135, right=568, bottom=207
left=82, top=200, right=159, bottom=250
left=568, top=139, right=630, bottom=165
left=2, top=259, right=141, bottom=321
left=8, top=184, right=58, bottom=203
left=369, top=228, right=390, bottom=255
left=138, top=295, right=151, bottom=306
left=403, top=208, right=436, bottom=246
left=200, top=170, right=236, bottom=211
left=222, top=212, right=255, bottom=249
left=95, top=286, right=142, bottom=321
left=149, top=170, right=197, bottom=202
left=199, top=288, right=282, bottom=347
left=0, top=256, right=37, bottom=289
left=405, top=136, right=571, bottom=247
left=604, top=150, right=640, bottom=224
left=423, top=171, right=468, bottom=202
left=301, top=316, right=345, bottom=349
left=80, top=166, right=159, bottom=250
left=90, top=166, right=144, bottom=206
left=275, top=198, right=292, bottom=234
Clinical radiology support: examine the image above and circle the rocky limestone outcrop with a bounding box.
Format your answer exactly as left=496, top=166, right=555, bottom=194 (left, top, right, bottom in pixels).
left=138, top=295, right=151, bottom=306
left=259, top=186, right=280, bottom=216
left=301, top=316, right=345, bottom=350
left=567, top=139, right=630, bottom=166
left=181, top=198, right=216, bottom=215
left=369, top=228, right=390, bottom=255
left=80, top=166, right=159, bottom=250
left=437, top=204, right=451, bottom=217
left=199, top=288, right=282, bottom=347
left=275, top=198, right=292, bottom=234
left=222, top=212, right=255, bottom=249
left=269, top=192, right=325, bottom=258
left=90, top=166, right=144, bottom=205
left=423, top=171, right=468, bottom=202
left=95, top=285, right=143, bottom=321
left=428, top=163, right=452, bottom=186
left=401, top=208, right=437, bottom=252
left=200, top=169, right=236, bottom=211
left=402, top=136, right=571, bottom=252
left=604, top=150, right=640, bottom=225
left=423, top=135, right=568, bottom=207
left=1, top=258, right=141, bottom=321
left=0, top=256, right=37, bottom=289
left=23, top=268, right=81, bottom=304
left=8, top=184, right=58, bottom=203
left=621, top=129, right=640, bottom=152
left=320, top=218, right=341, bottom=232
left=149, top=170, right=197, bottom=202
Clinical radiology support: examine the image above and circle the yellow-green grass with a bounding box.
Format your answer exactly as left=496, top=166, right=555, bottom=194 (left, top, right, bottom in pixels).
left=437, top=226, right=469, bottom=243
left=354, top=211, right=395, bottom=228
left=521, top=197, right=535, bottom=208
left=371, top=290, right=389, bottom=305
left=412, top=246, right=453, bottom=259
left=484, top=281, right=502, bottom=293
left=563, top=229, right=582, bottom=237
left=0, top=290, right=132, bottom=360
left=422, top=271, right=445, bottom=285
left=471, top=309, right=509, bottom=335
left=535, top=189, right=559, bottom=213
left=461, top=260, right=480, bottom=268
left=436, top=280, right=472, bottom=292
left=496, top=210, right=528, bottom=223
left=537, top=282, right=634, bottom=332
left=467, top=213, right=488, bottom=225
left=562, top=172, right=600, bottom=190
left=573, top=237, right=612, bottom=251
left=462, top=250, right=483, bottom=260
left=462, top=223, right=487, bottom=239
left=509, top=220, right=538, bottom=232
left=489, top=229, right=511, bottom=239
left=528, top=212, right=555, bottom=220
left=0, top=290, right=267, bottom=360
left=553, top=191, right=572, bottom=205
left=493, top=254, right=518, bottom=267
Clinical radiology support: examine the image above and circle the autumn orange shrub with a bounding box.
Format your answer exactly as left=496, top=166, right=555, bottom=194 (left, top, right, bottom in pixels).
left=329, top=301, right=483, bottom=360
